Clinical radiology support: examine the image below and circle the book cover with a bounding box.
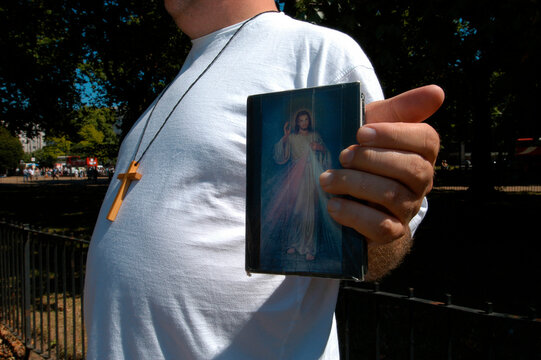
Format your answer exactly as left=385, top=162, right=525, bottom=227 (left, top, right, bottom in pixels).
left=246, top=82, right=367, bottom=281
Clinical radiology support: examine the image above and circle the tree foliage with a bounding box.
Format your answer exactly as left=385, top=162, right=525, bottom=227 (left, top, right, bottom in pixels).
left=79, top=0, right=191, bottom=137
left=32, top=106, right=120, bottom=166
left=0, top=1, right=88, bottom=136
left=0, top=127, right=24, bottom=174
left=1, top=1, right=189, bottom=139
left=31, top=143, right=64, bottom=168
left=71, top=106, right=119, bottom=164
left=290, top=0, right=540, bottom=191
left=2, top=0, right=540, bottom=189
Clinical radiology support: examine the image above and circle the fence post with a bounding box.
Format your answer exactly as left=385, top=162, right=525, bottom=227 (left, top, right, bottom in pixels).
left=528, top=307, right=537, bottom=359
left=408, top=288, right=415, bottom=360
left=339, top=285, right=350, bottom=360
left=23, top=227, right=32, bottom=356
left=373, top=282, right=380, bottom=360
left=445, top=293, right=454, bottom=360
left=485, top=301, right=495, bottom=360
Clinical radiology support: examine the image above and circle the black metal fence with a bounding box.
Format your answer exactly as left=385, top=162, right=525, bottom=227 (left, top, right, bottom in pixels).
left=336, top=283, right=541, bottom=359
left=1, top=220, right=540, bottom=359
left=0, top=221, right=88, bottom=359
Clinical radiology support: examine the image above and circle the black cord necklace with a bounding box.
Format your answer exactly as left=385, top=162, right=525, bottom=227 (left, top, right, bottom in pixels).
left=106, top=10, right=279, bottom=222
left=132, top=9, right=279, bottom=166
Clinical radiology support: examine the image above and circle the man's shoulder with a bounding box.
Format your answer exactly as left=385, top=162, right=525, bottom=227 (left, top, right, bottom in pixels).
left=274, top=14, right=358, bottom=46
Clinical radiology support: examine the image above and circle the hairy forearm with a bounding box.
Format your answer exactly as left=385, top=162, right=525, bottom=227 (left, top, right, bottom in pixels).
left=365, top=232, right=413, bottom=282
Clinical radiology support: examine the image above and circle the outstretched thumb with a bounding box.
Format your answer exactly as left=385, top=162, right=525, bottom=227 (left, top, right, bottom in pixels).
left=365, top=85, right=445, bottom=124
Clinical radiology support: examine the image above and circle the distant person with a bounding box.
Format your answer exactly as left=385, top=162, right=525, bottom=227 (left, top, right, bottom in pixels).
left=441, top=159, right=449, bottom=171
left=107, top=167, right=114, bottom=182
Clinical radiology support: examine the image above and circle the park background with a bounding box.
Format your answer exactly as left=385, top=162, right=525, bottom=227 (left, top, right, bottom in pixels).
left=0, top=0, right=540, bottom=359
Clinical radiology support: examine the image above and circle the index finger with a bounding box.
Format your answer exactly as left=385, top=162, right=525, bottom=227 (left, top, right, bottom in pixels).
left=366, top=85, right=445, bottom=124
left=355, top=122, right=440, bottom=165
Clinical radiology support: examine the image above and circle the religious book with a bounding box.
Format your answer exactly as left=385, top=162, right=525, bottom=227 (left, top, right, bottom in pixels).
left=245, top=82, right=367, bottom=281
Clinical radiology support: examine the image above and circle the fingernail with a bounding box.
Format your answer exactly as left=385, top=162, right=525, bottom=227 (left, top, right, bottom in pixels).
left=358, top=126, right=376, bottom=144
left=319, top=171, right=334, bottom=186
left=328, top=198, right=341, bottom=212
left=340, top=149, right=354, bottom=165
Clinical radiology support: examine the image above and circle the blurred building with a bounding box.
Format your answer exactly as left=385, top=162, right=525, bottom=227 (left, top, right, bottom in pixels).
left=18, top=131, right=45, bottom=153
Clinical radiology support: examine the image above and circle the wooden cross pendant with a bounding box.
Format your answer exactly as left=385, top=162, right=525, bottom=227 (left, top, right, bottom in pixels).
left=106, top=161, right=142, bottom=221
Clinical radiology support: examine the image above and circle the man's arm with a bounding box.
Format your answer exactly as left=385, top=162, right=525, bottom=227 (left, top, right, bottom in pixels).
left=319, top=85, right=444, bottom=281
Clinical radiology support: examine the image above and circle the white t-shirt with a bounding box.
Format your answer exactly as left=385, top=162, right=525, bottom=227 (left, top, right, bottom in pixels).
left=84, top=12, right=423, bottom=359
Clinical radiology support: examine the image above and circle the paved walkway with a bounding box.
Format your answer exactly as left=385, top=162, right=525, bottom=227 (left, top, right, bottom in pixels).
left=0, top=176, right=110, bottom=186
left=434, top=185, right=541, bottom=192
left=3, top=176, right=538, bottom=192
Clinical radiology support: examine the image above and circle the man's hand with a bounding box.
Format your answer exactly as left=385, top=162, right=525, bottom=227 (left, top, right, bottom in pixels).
left=319, top=85, right=444, bottom=280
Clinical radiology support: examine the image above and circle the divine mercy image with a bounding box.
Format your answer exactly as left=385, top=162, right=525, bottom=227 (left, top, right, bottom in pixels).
left=246, top=82, right=367, bottom=279
left=259, top=94, right=345, bottom=274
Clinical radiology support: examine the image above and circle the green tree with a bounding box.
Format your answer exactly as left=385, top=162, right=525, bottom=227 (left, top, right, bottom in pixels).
left=32, top=145, right=63, bottom=168
left=3, top=0, right=539, bottom=192
left=47, top=135, right=72, bottom=155
left=1, top=1, right=188, bottom=141
left=29, top=106, right=120, bottom=167
left=71, top=106, right=119, bottom=164
left=0, top=127, right=24, bottom=175
left=80, top=1, right=191, bottom=137
left=292, top=0, right=540, bottom=192
left=0, top=1, right=89, bottom=137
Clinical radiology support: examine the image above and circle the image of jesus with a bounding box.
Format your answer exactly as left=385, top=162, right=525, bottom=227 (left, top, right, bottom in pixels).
left=271, top=110, right=332, bottom=261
